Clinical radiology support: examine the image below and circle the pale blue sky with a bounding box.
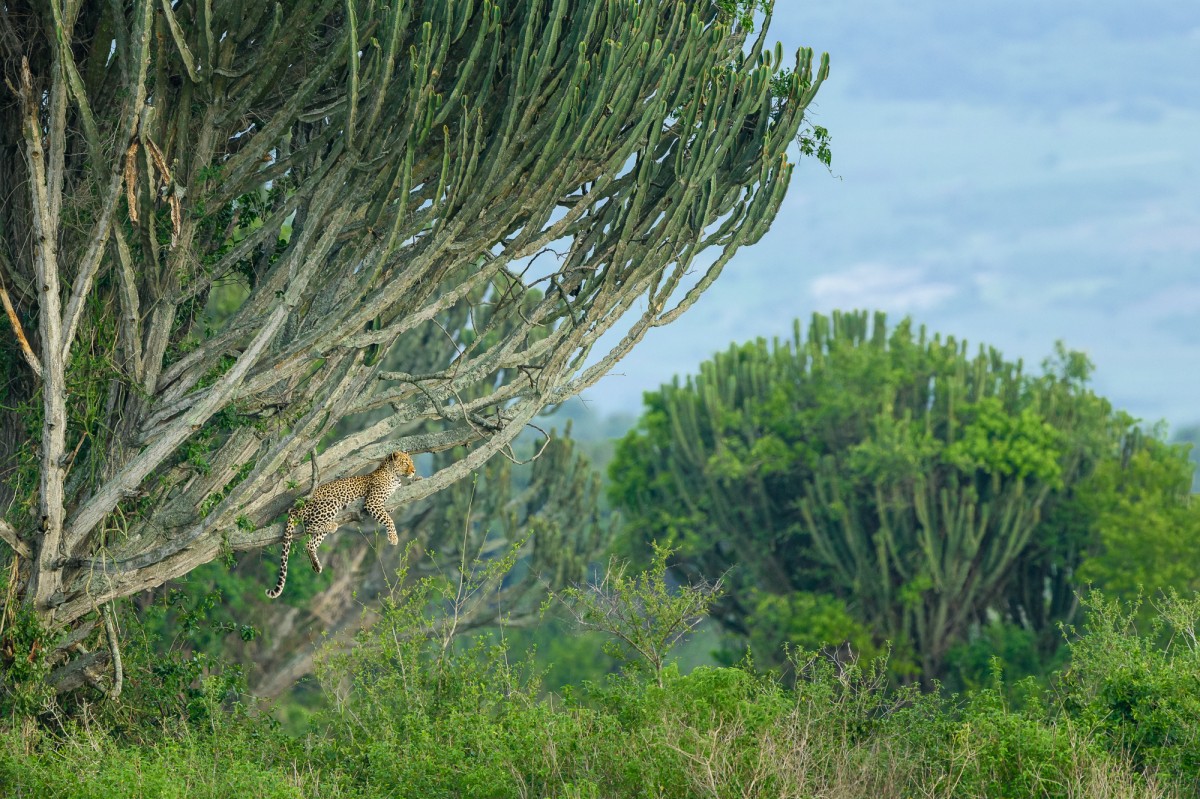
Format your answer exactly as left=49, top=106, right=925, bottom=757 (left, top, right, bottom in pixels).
left=582, top=2, right=1200, bottom=432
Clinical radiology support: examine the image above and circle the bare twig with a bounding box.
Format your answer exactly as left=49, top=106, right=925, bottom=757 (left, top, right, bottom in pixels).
left=497, top=423, right=553, bottom=466
left=440, top=475, right=478, bottom=658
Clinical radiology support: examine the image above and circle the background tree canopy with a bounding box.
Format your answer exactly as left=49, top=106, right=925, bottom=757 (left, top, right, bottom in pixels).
left=610, top=310, right=1199, bottom=682
left=0, top=0, right=828, bottom=690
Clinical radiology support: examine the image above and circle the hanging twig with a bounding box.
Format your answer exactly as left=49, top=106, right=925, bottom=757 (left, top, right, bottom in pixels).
left=101, top=602, right=123, bottom=700
left=497, top=422, right=553, bottom=465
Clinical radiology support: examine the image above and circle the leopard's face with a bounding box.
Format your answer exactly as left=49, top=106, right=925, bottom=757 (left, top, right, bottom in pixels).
left=386, top=450, right=416, bottom=477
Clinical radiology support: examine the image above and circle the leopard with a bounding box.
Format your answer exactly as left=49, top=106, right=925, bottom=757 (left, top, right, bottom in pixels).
left=266, top=450, right=417, bottom=599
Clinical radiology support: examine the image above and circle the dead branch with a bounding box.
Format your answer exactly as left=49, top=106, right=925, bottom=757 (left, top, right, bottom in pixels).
left=0, top=280, right=41, bottom=379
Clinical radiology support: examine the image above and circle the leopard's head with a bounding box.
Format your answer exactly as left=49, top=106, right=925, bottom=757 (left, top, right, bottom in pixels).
left=386, top=450, right=417, bottom=477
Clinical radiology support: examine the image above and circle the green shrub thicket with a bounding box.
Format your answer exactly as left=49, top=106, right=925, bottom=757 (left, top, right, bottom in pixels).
left=2, top=557, right=1196, bottom=798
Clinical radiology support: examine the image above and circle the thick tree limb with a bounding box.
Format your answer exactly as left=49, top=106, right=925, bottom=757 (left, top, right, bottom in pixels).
left=21, top=56, right=70, bottom=611
left=47, top=648, right=110, bottom=695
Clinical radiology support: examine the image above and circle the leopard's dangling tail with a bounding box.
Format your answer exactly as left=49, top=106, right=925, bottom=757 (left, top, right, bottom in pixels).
left=266, top=514, right=298, bottom=599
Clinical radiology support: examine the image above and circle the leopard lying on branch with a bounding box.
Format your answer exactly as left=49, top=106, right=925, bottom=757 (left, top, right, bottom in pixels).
left=266, top=451, right=417, bottom=599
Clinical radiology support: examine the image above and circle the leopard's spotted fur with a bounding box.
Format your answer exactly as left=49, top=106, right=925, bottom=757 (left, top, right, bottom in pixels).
left=266, top=450, right=416, bottom=599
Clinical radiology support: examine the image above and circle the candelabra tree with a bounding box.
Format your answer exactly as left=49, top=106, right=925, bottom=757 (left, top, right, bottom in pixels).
left=610, top=311, right=1163, bottom=682
left=0, top=0, right=828, bottom=692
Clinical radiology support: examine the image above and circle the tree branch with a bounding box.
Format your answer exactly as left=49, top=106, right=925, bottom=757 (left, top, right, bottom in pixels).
left=0, top=280, right=41, bottom=379
left=58, top=0, right=154, bottom=363
left=0, top=519, right=31, bottom=559
left=65, top=175, right=353, bottom=551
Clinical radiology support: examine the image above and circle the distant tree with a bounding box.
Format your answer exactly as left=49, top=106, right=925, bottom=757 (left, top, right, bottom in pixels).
left=0, top=0, right=828, bottom=690
left=610, top=311, right=1186, bottom=682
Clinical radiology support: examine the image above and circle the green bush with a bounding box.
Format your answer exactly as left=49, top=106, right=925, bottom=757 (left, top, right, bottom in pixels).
left=719, top=589, right=880, bottom=671
left=1058, top=592, right=1200, bottom=792
left=0, top=599, right=55, bottom=720
left=0, top=714, right=322, bottom=798
left=953, top=686, right=1087, bottom=798
left=943, top=621, right=1064, bottom=695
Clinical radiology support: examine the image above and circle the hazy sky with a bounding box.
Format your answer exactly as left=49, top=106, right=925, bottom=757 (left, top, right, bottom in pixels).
left=580, top=2, right=1200, bottom=433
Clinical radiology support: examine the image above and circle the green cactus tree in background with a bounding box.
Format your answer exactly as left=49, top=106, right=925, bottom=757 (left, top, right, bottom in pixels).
left=610, top=311, right=1195, bottom=683
left=0, top=0, right=828, bottom=690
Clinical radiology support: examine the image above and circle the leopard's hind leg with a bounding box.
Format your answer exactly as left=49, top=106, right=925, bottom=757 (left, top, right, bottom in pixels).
left=305, top=521, right=339, bottom=574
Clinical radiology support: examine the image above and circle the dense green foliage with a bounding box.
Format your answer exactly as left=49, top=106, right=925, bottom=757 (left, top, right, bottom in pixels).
left=1059, top=592, right=1200, bottom=790
left=3, top=555, right=1197, bottom=798
left=1074, top=443, right=1200, bottom=611
left=609, top=311, right=1199, bottom=682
